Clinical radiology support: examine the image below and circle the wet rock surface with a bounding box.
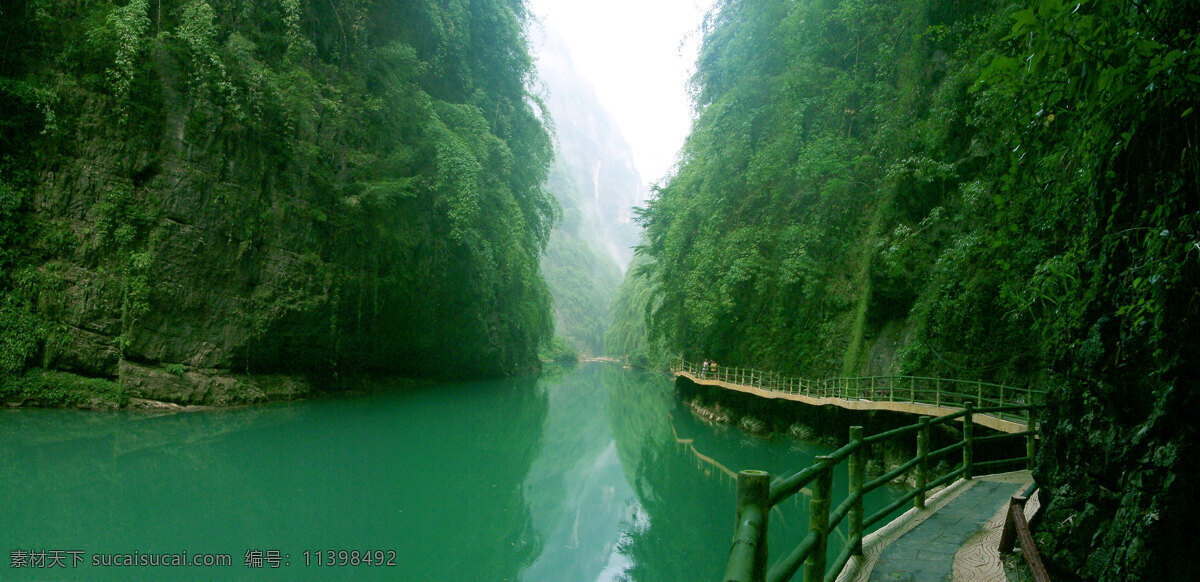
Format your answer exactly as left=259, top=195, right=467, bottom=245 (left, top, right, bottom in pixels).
left=117, top=361, right=312, bottom=407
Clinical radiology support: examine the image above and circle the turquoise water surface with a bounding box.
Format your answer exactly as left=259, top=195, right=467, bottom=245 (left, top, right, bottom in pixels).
left=1, top=363, right=903, bottom=580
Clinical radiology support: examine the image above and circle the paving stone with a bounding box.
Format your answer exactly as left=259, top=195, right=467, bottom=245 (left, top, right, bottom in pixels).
left=868, top=481, right=1014, bottom=581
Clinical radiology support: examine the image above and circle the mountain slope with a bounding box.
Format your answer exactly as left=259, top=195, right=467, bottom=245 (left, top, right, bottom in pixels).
left=536, top=34, right=645, bottom=356
left=0, top=0, right=556, bottom=401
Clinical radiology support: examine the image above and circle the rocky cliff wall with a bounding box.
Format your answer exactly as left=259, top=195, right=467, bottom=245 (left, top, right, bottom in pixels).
left=1, top=0, right=556, bottom=402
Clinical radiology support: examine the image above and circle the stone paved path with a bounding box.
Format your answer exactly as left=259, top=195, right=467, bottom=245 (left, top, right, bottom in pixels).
left=866, top=480, right=1017, bottom=581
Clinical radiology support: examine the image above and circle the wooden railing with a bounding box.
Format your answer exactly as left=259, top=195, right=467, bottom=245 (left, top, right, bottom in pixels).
left=672, top=358, right=1045, bottom=425
left=999, top=483, right=1051, bottom=582
left=722, top=403, right=1042, bottom=582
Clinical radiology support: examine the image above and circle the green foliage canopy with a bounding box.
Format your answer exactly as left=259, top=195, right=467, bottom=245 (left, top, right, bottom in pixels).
left=0, top=0, right=558, bottom=380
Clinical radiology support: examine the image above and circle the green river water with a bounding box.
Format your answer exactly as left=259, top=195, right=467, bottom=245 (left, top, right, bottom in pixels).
left=1, top=362, right=905, bottom=580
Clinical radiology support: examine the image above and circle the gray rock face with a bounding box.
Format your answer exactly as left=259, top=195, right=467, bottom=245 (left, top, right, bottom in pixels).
left=1037, top=379, right=1198, bottom=580
left=49, top=326, right=122, bottom=378
left=20, top=171, right=329, bottom=405
left=22, top=77, right=340, bottom=396
left=118, top=361, right=311, bottom=406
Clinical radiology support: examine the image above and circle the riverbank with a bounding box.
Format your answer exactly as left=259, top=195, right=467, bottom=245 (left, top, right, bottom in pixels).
left=1, top=361, right=437, bottom=412
left=1, top=364, right=312, bottom=411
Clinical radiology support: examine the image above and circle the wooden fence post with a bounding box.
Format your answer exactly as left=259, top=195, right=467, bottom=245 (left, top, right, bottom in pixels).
left=849, top=427, right=865, bottom=556
left=726, top=470, right=771, bottom=582
left=804, top=457, right=832, bottom=582
left=998, top=495, right=1052, bottom=582
left=998, top=495, right=1028, bottom=554
left=963, top=401, right=975, bottom=480
left=916, top=417, right=930, bottom=509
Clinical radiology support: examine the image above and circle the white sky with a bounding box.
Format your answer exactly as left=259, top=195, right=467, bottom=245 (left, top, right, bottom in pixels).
left=528, top=0, right=714, bottom=186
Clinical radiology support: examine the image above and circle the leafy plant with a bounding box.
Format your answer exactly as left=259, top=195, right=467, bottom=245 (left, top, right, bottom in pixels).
left=1, top=369, right=129, bottom=407
left=93, top=0, right=150, bottom=119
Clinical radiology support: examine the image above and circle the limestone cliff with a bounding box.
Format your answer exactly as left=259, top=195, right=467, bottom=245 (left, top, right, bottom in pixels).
left=1, top=0, right=557, bottom=403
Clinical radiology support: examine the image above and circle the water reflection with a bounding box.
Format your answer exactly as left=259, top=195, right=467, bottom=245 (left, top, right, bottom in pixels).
left=1, top=363, right=901, bottom=581
left=521, top=365, right=641, bottom=581
left=519, top=363, right=819, bottom=581
left=2, top=377, right=549, bottom=581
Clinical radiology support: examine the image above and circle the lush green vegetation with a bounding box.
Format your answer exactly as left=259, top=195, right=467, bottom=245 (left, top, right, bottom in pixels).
left=540, top=224, right=620, bottom=356
left=614, top=0, right=1197, bottom=577
left=621, top=0, right=1196, bottom=387
left=537, top=334, right=579, bottom=363
left=0, top=369, right=132, bottom=408
left=625, top=0, right=1018, bottom=378
left=1, top=0, right=557, bottom=382
left=539, top=153, right=623, bottom=357
left=604, top=253, right=665, bottom=367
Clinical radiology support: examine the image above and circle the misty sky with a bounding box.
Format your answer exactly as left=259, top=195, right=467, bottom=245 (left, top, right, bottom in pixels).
left=528, top=0, right=713, bottom=186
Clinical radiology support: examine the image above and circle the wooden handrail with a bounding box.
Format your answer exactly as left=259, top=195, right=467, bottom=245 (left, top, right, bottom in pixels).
left=721, top=400, right=1043, bottom=582
left=673, top=359, right=1044, bottom=399
left=673, top=359, right=1044, bottom=428
left=998, top=492, right=1051, bottom=582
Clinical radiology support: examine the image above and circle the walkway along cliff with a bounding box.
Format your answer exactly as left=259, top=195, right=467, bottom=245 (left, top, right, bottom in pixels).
left=678, top=359, right=1044, bottom=582
left=672, top=359, right=1043, bottom=434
